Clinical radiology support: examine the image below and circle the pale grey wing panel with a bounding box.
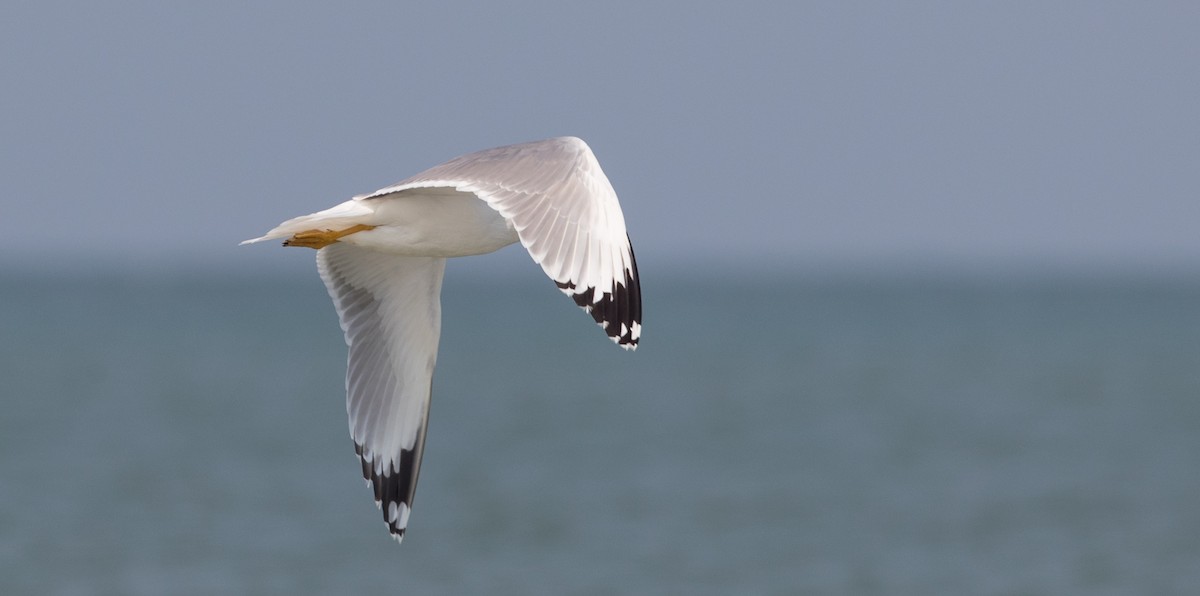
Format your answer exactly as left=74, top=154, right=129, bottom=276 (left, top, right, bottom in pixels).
left=361, top=137, right=641, bottom=348
left=316, top=242, right=446, bottom=542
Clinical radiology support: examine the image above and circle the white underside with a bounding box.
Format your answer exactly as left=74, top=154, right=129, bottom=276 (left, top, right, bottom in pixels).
left=244, top=188, right=519, bottom=258
left=349, top=189, right=519, bottom=257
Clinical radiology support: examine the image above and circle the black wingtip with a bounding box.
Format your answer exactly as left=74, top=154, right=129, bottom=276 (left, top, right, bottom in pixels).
left=555, top=238, right=642, bottom=348
left=354, top=429, right=426, bottom=545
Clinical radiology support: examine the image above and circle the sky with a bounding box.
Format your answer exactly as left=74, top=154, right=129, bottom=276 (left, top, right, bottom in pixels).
left=2, top=2, right=1198, bottom=277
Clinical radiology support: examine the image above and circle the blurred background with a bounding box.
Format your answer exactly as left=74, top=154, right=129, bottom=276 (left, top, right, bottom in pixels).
left=2, top=2, right=1198, bottom=594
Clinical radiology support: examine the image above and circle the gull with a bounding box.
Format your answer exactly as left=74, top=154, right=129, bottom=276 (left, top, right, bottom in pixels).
left=243, top=137, right=641, bottom=543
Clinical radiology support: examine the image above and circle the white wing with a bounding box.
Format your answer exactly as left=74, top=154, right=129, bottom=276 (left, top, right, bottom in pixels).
left=361, top=136, right=641, bottom=348
left=317, top=242, right=446, bottom=542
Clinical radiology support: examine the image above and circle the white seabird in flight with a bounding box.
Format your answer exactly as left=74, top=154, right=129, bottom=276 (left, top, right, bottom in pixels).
left=243, top=137, right=641, bottom=543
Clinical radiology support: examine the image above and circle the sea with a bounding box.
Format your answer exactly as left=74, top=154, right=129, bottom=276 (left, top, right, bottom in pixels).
left=1, top=263, right=1198, bottom=595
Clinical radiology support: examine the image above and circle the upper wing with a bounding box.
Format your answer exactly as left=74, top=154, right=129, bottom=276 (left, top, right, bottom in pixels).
left=316, top=242, right=446, bottom=543
left=360, top=136, right=641, bottom=349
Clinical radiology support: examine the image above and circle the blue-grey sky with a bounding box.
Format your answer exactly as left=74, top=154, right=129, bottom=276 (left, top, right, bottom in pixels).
left=3, top=2, right=1197, bottom=275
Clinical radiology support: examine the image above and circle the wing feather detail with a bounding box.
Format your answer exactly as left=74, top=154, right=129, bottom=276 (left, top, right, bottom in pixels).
left=358, top=136, right=641, bottom=348
left=317, top=243, right=446, bottom=542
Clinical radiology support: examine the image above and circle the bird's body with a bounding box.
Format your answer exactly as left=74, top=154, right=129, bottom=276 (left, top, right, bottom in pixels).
left=243, top=137, right=640, bottom=543
left=279, top=187, right=520, bottom=257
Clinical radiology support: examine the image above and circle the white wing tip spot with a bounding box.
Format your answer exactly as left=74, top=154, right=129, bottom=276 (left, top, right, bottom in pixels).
left=388, top=501, right=411, bottom=526
left=385, top=501, right=412, bottom=544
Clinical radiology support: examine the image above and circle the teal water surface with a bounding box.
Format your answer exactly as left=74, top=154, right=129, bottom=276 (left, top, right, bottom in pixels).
left=1, top=268, right=1198, bottom=595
